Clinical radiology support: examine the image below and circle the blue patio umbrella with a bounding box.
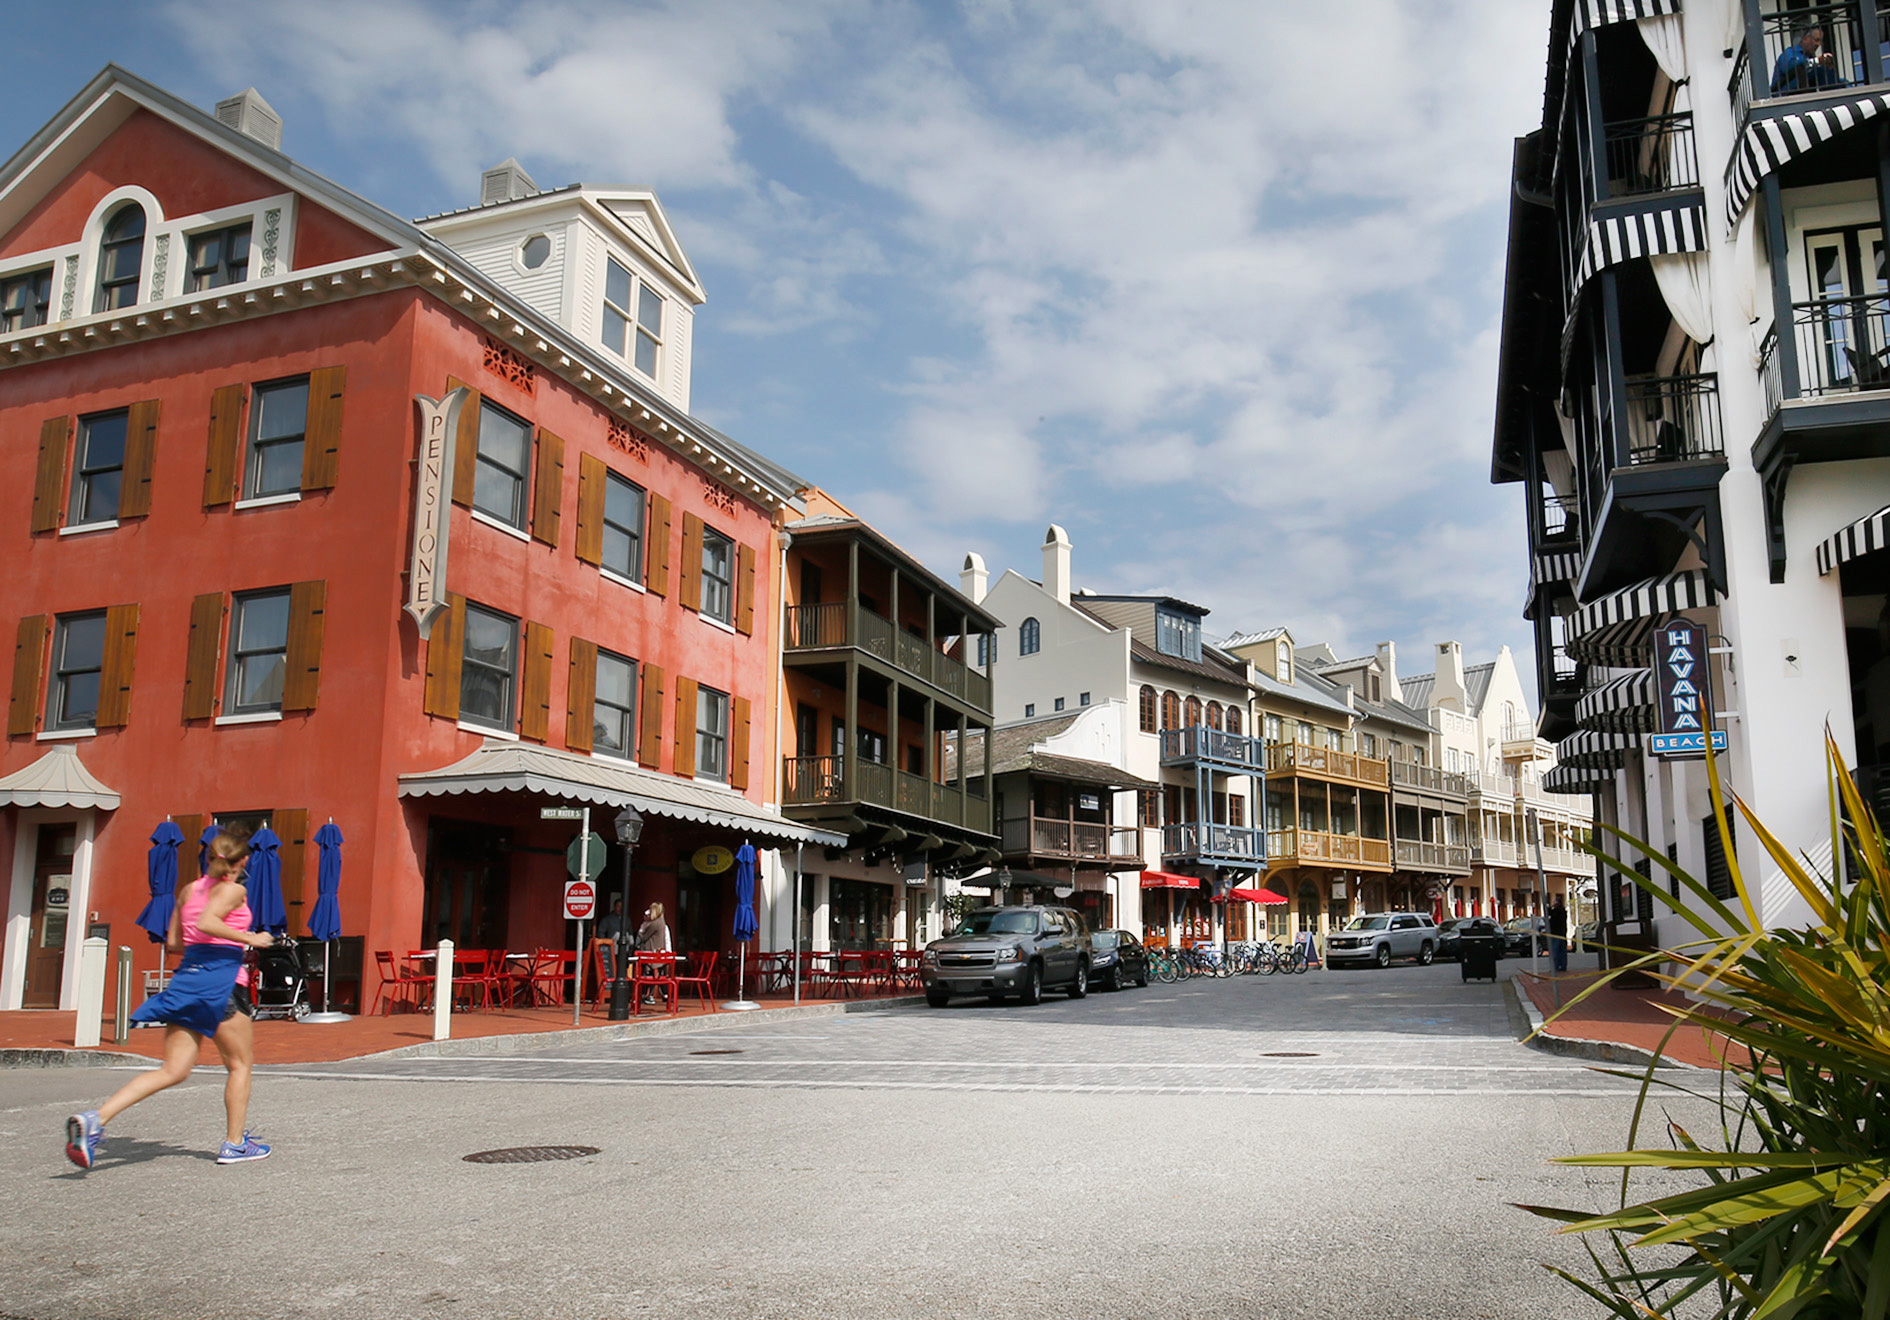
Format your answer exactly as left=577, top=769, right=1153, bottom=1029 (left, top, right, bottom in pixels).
left=728, top=843, right=759, bottom=1008
left=135, top=821, right=183, bottom=944
left=245, top=826, right=288, bottom=935
left=307, top=822, right=344, bottom=942
left=197, top=823, right=220, bottom=876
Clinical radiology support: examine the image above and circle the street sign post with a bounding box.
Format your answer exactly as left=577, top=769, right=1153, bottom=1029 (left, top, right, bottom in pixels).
left=563, top=878, right=597, bottom=920
left=545, top=804, right=594, bottom=1025
left=566, top=833, right=608, bottom=881
left=540, top=806, right=585, bottom=821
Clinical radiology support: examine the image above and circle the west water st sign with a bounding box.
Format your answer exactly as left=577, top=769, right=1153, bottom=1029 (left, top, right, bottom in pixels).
left=1650, top=620, right=1728, bottom=758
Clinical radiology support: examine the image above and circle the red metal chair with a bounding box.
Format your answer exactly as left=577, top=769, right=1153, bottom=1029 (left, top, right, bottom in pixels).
left=372, top=951, right=427, bottom=1015
left=525, top=949, right=578, bottom=1007
left=632, top=953, right=679, bottom=1014
left=450, top=949, right=495, bottom=1011
left=673, top=952, right=718, bottom=1012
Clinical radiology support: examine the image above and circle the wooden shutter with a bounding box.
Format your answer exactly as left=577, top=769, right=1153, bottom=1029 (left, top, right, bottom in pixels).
left=448, top=379, right=481, bottom=507
left=281, top=580, right=327, bottom=713
left=31, top=416, right=70, bottom=534
left=575, top=454, right=606, bottom=566
left=275, top=808, right=310, bottom=931
left=735, top=542, right=757, bottom=636
left=119, top=399, right=160, bottom=519
left=8, top=615, right=48, bottom=736
left=730, top=695, right=752, bottom=791
left=566, top=637, right=598, bottom=753
left=95, top=604, right=139, bottom=729
left=679, top=512, right=704, bottom=612
left=530, top=427, right=563, bottom=547
left=638, top=663, right=665, bottom=766
left=422, top=593, right=467, bottom=719
left=645, top=493, right=672, bottom=596
left=182, top=593, right=226, bottom=721
left=673, top=676, right=699, bottom=778
left=203, top=384, right=247, bottom=508
left=520, top=620, right=554, bottom=741
left=301, top=365, right=345, bottom=490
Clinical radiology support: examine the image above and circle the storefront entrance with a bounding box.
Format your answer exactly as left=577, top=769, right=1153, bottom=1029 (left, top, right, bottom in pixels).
left=24, top=824, right=76, bottom=1009
left=830, top=877, right=891, bottom=950
left=423, top=820, right=510, bottom=950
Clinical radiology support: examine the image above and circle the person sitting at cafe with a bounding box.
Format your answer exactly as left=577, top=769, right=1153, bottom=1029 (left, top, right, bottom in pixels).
left=636, top=902, right=671, bottom=953
left=1772, top=24, right=1846, bottom=96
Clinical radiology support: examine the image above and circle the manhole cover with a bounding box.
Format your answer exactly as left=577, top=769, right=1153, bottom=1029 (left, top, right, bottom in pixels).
left=462, top=1146, right=600, bottom=1164
left=1261, top=1051, right=1320, bottom=1058
left=689, top=1049, right=744, bottom=1055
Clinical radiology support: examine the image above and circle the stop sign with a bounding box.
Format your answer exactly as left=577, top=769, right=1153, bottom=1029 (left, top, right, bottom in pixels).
left=564, top=879, right=597, bottom=921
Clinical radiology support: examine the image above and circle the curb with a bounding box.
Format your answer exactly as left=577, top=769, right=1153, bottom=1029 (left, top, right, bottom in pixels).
left=1505, top=978, right=1695, bottom=1070
left=0, top=1046, right=155, bottom=1069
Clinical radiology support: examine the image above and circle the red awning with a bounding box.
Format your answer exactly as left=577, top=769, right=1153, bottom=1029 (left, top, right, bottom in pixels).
left=1139, top=870, right=1200, bottom=891
left=1223, top=887, right=1288, bottom=905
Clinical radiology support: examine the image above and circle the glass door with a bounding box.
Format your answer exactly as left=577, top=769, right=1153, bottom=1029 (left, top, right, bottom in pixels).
left=1805, top=225, right=1887, bottom=391
left=25, top=826, right=77, bottom=1008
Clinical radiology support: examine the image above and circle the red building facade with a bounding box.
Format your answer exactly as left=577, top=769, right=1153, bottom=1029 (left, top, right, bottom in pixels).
left=0, top=69, right=833, bottom=1012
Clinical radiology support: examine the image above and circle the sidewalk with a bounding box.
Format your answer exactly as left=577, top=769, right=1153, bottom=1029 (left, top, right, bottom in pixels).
left=1513, top=968, right=1742, bottom=1070
left=0, top=986, right=919, bottom=1068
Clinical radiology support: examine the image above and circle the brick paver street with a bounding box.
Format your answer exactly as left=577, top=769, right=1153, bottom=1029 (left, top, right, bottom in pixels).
left=2, top=963, right=1701, bottom=1319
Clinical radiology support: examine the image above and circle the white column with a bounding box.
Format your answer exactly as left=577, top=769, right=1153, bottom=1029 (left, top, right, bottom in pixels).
left=72, top=936, right=108, bottom=1048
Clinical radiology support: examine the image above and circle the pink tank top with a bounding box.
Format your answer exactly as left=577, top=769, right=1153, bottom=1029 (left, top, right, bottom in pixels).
left=180, top=877, right=253, bottom=985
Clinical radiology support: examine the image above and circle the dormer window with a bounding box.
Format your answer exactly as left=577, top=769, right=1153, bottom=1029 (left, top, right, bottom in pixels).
left=603, top=256, right=664, bottom=378
left=1, top=266, right=52, bottom=331
left=95, top=204, right=145, bottom=312
left=186, top=222, right=252, bottom=292
left=1276, top=641, right=1292, bottom=684
left=1366, top=672, right=1382, bottom=704
left=1156, top=607, right=1201, bottom=662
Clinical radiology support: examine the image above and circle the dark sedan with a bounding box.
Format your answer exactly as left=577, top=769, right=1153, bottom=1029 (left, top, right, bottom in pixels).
left=1503, top=916, right=1551, bottom=957
left=1089, top=930, right=1148, bottom=991
left=1437, top=917, right=1503, bottom=961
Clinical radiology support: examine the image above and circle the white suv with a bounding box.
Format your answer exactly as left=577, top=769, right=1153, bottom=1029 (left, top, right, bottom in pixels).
left=1325, top=911, right=1440, bottom=969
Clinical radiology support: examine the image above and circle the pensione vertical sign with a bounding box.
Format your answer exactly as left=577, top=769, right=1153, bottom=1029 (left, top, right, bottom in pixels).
left=406, top=388, right=467, bottom=640
left=1649, top=619, right=1728, bottom=757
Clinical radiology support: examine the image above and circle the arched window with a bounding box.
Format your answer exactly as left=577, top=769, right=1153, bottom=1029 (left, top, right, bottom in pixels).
left=1206, top=701, right=1223, bottom=730
left=1138, top=684, right=1157, bottom=733
left=95, top=204, right=146, bottom=312
left=1184, top=696, right=1202, bottom=729
left=1227, top=706, right=1243, bottom=736
left=1160, top=691, right=1181, bottom=730
left=1020, top=617, right=1041, bottom=656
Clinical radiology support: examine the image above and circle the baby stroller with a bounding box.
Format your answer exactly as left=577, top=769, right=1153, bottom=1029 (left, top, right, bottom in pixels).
left=250, top=935, right=312, bottom=1021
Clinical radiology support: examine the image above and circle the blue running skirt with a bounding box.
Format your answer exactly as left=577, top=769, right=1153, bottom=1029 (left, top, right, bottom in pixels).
left=131, top=944, right=245, bottom=1037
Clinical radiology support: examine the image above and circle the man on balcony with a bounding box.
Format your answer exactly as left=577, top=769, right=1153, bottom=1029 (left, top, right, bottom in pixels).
left=1772, top=24, right=1845, bottom=96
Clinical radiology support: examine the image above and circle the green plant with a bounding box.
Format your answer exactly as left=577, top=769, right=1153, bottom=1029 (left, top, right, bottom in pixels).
left=1519, top=733, right=1890, bottom=1318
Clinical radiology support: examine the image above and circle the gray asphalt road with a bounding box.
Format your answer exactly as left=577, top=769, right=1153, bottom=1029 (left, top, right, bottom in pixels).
left=1, top=959, right=1705, bottom=1320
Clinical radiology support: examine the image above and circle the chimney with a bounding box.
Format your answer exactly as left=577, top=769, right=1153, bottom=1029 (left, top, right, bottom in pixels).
left=1434, top=641, right=1467, bottom=712
left=1375, top=641, right=1401, bottom=703
left=960, top=552, right=988, bottom=604
left=215, top=88, right=282, bottom=151
left=1042, top=524, right=1072, bottom=603
left=481, top=158, right=539, bottom=206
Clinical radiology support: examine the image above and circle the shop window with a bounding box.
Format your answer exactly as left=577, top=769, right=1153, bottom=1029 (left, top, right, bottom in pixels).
left=593, top=649, right=637, bottom=759
left=94, top=203, right=145, bottom=312
left=1020, top=617, right=1041, bottom=656
left=47, top=612, right=107, bottom=732
left=602, top=471, right=645, bottom=582
left=1, top=266, right=52, bottom=332
left=460, top=603, right=518, bottom=732
left=472, top=400, right=533, bottom=529
left=69, top=410, right=128, bottom=526
left=186, top=221, right=252, bottom=292
left=225, top=589, right=292, bottom=715
left=245, top=378, right=309, bottom=499
left=696, top=685, right=729, bottom=781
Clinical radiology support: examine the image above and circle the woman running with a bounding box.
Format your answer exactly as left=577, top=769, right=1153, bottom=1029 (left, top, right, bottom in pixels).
left=65, top=832, right=274, bottom=1169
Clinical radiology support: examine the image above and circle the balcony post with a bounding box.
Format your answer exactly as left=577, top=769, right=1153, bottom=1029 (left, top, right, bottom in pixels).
left=1866, top=5, right=1886, bottom=85
left=1599, top=272, right=1634, bottom=470
left=1761, top=175, right=1801, bottom=399
left=1876, top=121, right=1890, bottom=270
left=981, top=717, right=993, bottom=827
left=1580, top=31, right=1609, bottom=201
left=1742, top=0, right=1765, bottom=105
left=889, top=674, right=902, bottom=800
left=889, top=565, right=900, bottom=661
left=844, top=652, right=859, bottom=810
left=923, top=694, right=936, bottom=813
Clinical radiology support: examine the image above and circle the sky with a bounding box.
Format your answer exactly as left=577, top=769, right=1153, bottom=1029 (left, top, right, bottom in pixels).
left=4, top=1, right=1551, bottom=687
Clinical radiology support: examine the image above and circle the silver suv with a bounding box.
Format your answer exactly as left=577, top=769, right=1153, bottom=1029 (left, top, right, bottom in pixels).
left=1326, top=911, right=1440, bottom=969
left=922, top=905, right=1090, bottom=1006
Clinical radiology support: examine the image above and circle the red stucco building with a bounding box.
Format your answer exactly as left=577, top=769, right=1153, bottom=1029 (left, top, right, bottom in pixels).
left=0, top=67, right=843, bottom=1012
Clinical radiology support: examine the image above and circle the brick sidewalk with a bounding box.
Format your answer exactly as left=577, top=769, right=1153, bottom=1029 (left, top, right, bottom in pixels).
left=1515, top=969, right=1744, bottom=1070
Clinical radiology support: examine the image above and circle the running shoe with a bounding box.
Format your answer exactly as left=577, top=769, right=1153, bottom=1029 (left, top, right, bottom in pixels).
left=216, top=1136, right=272, bottom=1164
left=64, top=1111, right=103, bottom=1170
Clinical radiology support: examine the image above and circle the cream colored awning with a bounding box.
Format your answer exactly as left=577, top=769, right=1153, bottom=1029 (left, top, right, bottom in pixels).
left=397, top=740, right=845, bottom=849
left=0, top=744, right=120, bottom=810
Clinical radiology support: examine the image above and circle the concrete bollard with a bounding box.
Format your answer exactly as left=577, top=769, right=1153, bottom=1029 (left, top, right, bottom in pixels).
left=73, top=937, right=109, bottom=1048
left=433, top=938, right=453, bottom=1041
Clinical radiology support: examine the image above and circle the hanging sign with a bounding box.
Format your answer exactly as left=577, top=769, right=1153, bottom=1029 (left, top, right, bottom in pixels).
left=692, top=845, right=734, bottom=875
left=405, top=388, right=467, bottom=639
left=1650, top=620, right=1728, bottom=757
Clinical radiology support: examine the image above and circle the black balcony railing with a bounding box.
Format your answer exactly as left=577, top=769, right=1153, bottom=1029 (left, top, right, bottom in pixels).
left=1760, top=3, right=1874, bottom=99
left=1760, top=321, right=1783, bottom=418
left=1538, top=484, right=1578, bottom=541
left=1603, top=113, right=1698, bottom=198
left=1622, top=373, right=1723, bottom=465
left=1791, top=294, right=1890, bottom=397
left=1730, top=40, right=1754, bottom=127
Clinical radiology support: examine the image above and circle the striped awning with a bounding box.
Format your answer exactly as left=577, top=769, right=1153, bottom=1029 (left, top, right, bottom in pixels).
left=1561, top=197, right=1708, bottom=370
left=1574, top=0, right=1679, bottom=31
left=1575, top=669, right=1656, bottom=733
left=1544, top=763, right=1616, bottom=795
left=1566, top=569, right=1717, bottom=667
left=1727, top=93, right=1890, bottom=227
left=1816, top=503, right=1890, bottom=575
left=1533, top=549, right=1582, bottom=587
left=1554, top=729, right=1640, bottom=769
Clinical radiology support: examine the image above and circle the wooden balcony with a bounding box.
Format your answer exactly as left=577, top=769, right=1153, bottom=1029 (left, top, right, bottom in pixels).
left=1265, top=828, right=1392, bottom=872
left=1264, top=742, right=1389, bottom=789
left=1393, top=838, right=1471, bottom=875
left=1388, top=760, right=1469, bottom=798
left=1003, top=816, right=1142, bottom=867
left=1161, top=821, right=1265, bottom=866
left=781, top=754, right=991, bottom=834
left=1159, top=725, right=1266, bottom=773
left=784, top=601, right=991, bottom=710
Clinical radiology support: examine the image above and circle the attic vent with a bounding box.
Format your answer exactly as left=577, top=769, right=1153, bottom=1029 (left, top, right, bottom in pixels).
left=215, top=88, right=282, bottom=151
left=481, top=158, right=539, bottom=206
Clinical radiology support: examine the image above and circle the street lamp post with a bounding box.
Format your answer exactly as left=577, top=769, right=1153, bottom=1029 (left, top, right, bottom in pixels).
left=608, top=804, right=644, bottom=1021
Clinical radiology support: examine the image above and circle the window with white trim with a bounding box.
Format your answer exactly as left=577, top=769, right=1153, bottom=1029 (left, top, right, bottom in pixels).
left=69, top=410, right=128, bottom=525
left=460, top=604, right=518, bottom=732
left=48, top=612, right=107, bottom=732
left=225, top=589, right=291, bottom=715
left=602, top=257, right=665, bottom=378
left=696, top=684, right=729, bottom=782
left=186, top=222, right=252, bottom=292
left=246, top=378, right=309, bottom=499
left=472, top=400, right=532, bottom=529
left=1, top=266, right=52, bottom=332
left=593, top=649, right=637, bottom=758
left=701, top=526, right=734, bottom=624
left=95, top=204, right=145, bottom=312
left=602, top=471, right=645, bottom=582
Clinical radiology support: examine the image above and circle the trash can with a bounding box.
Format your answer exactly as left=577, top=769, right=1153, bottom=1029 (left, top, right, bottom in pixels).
left=1459, top=932, right=1500, bottom=983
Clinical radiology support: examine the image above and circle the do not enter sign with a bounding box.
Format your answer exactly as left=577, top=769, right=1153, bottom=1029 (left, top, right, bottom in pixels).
left=564, top=879, right=597, bottom=921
